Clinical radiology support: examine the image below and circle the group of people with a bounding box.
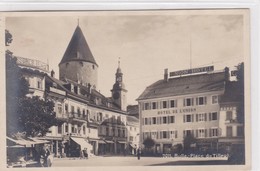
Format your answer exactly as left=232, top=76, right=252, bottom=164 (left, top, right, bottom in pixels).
left=39, top=148, right=52, bottom=167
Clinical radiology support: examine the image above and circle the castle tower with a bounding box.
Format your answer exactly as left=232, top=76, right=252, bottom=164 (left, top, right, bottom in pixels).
left=59, top=25, right=98, bottom=88
left=111, top=60, right=127, bottom=111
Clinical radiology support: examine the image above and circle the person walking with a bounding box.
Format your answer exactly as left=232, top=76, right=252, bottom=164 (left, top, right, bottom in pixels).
left=137, top=148, right=141, bottom=160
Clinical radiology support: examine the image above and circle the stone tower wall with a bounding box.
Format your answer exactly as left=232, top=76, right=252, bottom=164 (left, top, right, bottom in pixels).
left=59, top=61, right=98, bottom=88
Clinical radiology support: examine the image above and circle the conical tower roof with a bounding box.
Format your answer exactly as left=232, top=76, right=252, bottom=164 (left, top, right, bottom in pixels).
left=59, top=26, right=98, bottom=66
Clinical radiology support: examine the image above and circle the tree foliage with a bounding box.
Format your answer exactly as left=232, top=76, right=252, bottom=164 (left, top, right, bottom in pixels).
left=183, top=134, right=196, bottom=153
left=6, top=29, right=61, bottom=137
left=5, top=30, right=13, bottom=46
left=235, top=62, right=244, bottom=123
left=143, top=137, right=155, bottom=149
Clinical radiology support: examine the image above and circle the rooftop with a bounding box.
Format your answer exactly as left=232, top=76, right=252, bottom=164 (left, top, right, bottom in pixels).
left=137, top=71, right=226, bottom=100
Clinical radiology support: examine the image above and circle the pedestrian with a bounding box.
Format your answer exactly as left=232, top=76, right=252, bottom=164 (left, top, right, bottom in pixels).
left=83, top=148, right=88, bottom=159
left=137, top=148, right=141, bottom=160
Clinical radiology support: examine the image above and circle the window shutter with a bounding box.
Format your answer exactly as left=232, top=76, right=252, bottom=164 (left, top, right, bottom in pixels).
left=209, top=113, right=212, bottom=121
left=167, top=131, right=170, bottom=138
left=183, top=99, right=186, bottom=107
left=183, top=115, right=186, bottom=123
left=175, top=100, right=177, bottom=107
left=196, top=97, right=198, bottom=105
left=204, top=113, right=207, bottom=121
left=218, top=128, right=222, bottom=136
left=192, top=114, right=194, bottom=122
left=205, top=97, right=207, bottom=105
left=175, top=130, right=178, bottom=138
left=191, top=98, right=194, bottom=106
left=195, top=130, right=198, bottom=138
left=183, top=130, right=185, bottom=138
left=205, top=129, right=208, bottom=137
left=209, top=128, right=212, bottom=137
left=196, top=114, right=198, bottom=122
left=167, top=116, right=169, bottom=124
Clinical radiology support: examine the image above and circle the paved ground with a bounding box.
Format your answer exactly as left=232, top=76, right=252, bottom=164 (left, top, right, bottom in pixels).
left=52, top=156, right=231, bottom=167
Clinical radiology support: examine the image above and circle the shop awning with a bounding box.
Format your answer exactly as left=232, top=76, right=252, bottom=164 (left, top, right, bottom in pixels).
left=104, top=140, right=114, bottom=143
left=7, top=136, right=34, bottom=147
left=98, top=140, right=106, bottom=144
left=117, top=141, right=126, bottom=144
left=28, top=137, right=50, bottom=144
left=71, top=137, right=93, bottom=150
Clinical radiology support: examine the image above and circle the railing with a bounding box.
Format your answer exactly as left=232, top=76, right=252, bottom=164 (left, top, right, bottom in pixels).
left=50, top=87, right=66, bottom=95
left=68, top=112, right=88, bottom=120
left=15, top=56, right=49, bottom=72
left=225, top=119, right=238, bottom=124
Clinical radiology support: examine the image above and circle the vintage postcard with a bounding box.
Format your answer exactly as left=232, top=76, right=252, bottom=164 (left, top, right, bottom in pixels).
left=1, top=9, right=251, bottom=170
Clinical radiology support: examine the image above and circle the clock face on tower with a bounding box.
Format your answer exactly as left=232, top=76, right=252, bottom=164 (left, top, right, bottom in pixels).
left=117, top=77, right=122, bottom=82
left=113, top=92, right=120, bottom=100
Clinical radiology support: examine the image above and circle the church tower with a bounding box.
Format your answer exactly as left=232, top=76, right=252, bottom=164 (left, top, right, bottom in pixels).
left=59, top=25, right=98, bottom=88
left=111, top=60, right=127, bottom=111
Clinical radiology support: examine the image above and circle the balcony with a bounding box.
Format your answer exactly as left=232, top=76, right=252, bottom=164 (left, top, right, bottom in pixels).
left=68, top=112, right=88, bottom=121
left=225, top=119, right=238, bottom=124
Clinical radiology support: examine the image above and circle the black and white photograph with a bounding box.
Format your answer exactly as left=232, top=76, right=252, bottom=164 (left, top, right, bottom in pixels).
left=2, top=9, right=250, bottom=169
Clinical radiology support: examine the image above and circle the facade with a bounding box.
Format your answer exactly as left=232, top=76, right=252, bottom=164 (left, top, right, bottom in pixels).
left=15, top=25, right=129, bottom=157
left=218, top=81, right=244, bottom=156
left=126, top=115, right=140, bottom=155
left=137, top=67, right=243, bottom=154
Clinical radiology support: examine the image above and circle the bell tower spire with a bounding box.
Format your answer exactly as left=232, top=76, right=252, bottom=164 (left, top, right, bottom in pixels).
left=111, top=59, right=127, bottom=111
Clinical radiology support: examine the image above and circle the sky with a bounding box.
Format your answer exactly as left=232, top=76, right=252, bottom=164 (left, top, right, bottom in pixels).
left=5, top=10, right=248, bottom=105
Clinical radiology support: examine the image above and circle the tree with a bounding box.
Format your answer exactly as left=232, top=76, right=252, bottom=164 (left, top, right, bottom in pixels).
left=5, top=30, right=13, bottom=46
left=6, top=30, right=62, bottom=137
left=143, top=137, right=155, bottom=149
left=236, top=62, right=244, bottom=123
left=183, top=134, right=196, bottom=154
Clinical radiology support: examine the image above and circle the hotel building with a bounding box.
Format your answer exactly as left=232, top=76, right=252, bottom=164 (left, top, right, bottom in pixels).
left=137, top=66, right=243, bottom=154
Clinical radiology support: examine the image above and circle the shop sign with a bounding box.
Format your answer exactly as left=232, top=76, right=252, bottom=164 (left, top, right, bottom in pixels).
left=169, top=66, right=214, bottom=77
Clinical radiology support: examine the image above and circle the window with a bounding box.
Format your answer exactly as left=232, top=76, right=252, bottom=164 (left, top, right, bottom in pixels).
left=197, top=97, right=207, bottom=105
left=227, top=126, right=233, bottom=137
left=144, top=118, right=148, bottom=125
left=57, top=104, right=62, bottom=114
left=129, top=136, right=133, bottom=141
left=37, top=79, right=42, bottom=89
left=65, top=125, right=68, bottom=133
left=71, top=106, right=74, bottom=113
left=198, top=129, right=205, bottom=138
left=58, top=126, right=62, bottom=134
left=184, top=114, right=192, bottom=122
left=170, top=100, right=177, bottom=108
left=122, top=130, right=125, bottom=137
left=65, top=104, right=68, bottom=113
left=106, top=127, right=109, bottom=136
left=144, top=103, right=150, bottom=110
left=83, top=110, right=86, bottom=118
left=162, top=101, right=167, bottom=108
left=163, top=116, right=167, bottom=124
left=152, top=117, right=156, bottom=124
left=77, top=107, right=81, bottom=116
left=237, top=126, right=244, bottom=137
left=211, top=128, right=218, bottom=137
left=198, top=113, right=205, bottom=122
left=226, top=111, right=233, bottom=120
left=88, top=128, right=91, bottom=133
left=162, top=131, right=167, bottom=139
left=169, top=116, right=175, bottom=123
left=184, top=130, right=192, bottom=137
left=152, top=102, right=157, bottom=109
left=71, top=126, right=75, bottom=133
left=211, top=112, right=218, bottom=120
left=184, top=98, right=193, bottom=106
left=169, top=131, right=175, bottom=138
left=83, top=126, right=86, bottom=135
left=151, top=132, right=157, bottom=139
left=212, top=95, right=218, bottom=104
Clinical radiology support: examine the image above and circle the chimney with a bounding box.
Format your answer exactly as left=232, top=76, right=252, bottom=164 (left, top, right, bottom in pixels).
left=224, top=67, right=230, bottom=81
left=51, top=70, right=55, bottom=77
left=164, top=68, right=168, bottom=82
